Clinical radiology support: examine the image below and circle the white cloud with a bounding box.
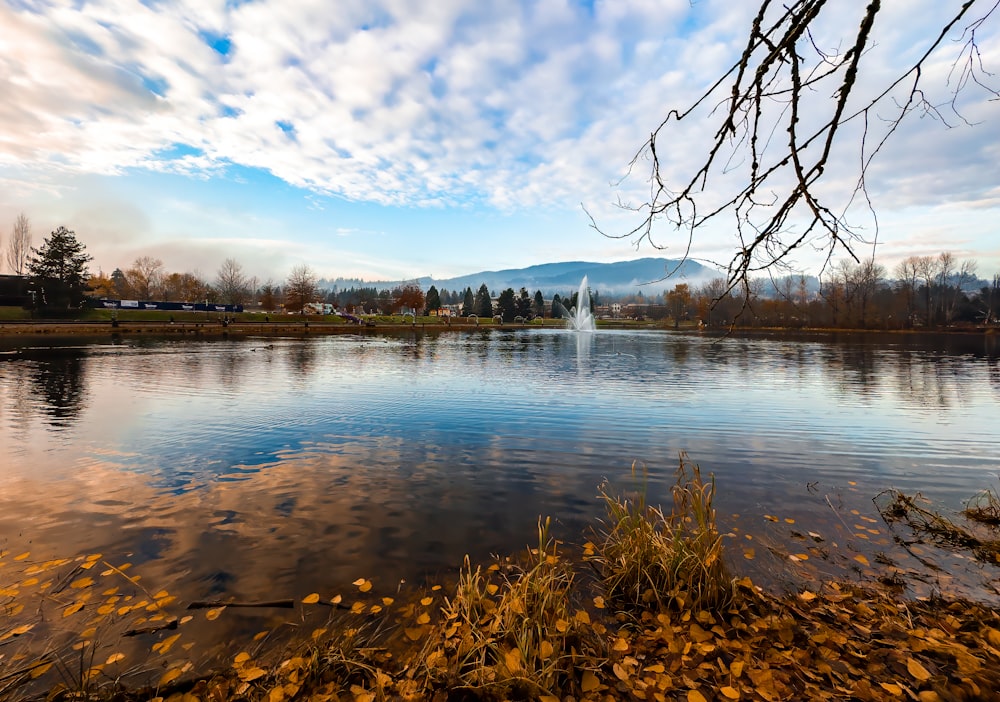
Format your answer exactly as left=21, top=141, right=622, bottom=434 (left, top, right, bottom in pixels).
left=0, top=0, right=997, bottom=277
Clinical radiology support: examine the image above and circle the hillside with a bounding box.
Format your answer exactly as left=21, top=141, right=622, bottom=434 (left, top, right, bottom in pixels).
left=320, top=257, right=718, bottom=296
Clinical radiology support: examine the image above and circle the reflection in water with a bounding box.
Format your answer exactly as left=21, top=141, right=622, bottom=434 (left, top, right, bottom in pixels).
left=27, top=349, right=89, bottom=427
left=1, top=329, right=999, bottom=682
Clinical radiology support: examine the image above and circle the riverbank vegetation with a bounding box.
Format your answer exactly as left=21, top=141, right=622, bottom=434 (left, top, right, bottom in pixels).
left=3, top=458, right=1000, bottom=701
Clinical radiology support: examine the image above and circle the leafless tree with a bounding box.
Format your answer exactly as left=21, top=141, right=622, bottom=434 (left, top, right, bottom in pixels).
left=215, top=258, right=252, bottom=306
left=597, top=1, right=999, bottom=297
left=285, top=264, right=318, bottom=314
left=7, top=213, right=32, bottom=276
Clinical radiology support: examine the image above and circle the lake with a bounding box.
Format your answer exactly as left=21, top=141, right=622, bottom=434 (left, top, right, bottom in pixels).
left=2, top=328, right=999, bottom=675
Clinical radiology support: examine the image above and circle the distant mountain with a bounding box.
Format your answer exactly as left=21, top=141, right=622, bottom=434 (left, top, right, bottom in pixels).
left=319, top=257, right=719, bottom=296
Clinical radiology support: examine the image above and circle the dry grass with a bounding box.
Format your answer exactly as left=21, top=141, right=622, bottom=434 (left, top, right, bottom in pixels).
left=419, top=517, right=605, bottom=700
left=592, top=455, right=734, bottom=613
left=963, top=485, right=1000, bottom=526
left=876, top=488, right=1000, bottom=565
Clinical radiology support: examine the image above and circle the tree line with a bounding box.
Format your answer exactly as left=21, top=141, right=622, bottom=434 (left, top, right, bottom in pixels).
left=7, top=215, right=998, bottom=327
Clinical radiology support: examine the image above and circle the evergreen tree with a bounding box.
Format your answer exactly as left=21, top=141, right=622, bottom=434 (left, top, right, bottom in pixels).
left=27, top=226, right=93, bottom=308
left=474, top=283, right=493, bottom=318
left=461, top=287, right=475, bottom=316
left=516, top=287, right=532, bottom=319
left=496, top=288, right=517, bottom=322
left=533, top=290, right=545, bottom=318
left=424, top=285, right=442, bottom=314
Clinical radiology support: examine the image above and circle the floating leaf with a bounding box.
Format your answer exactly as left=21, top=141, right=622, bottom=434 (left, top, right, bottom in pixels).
left=574, top=609, right=591, bottom=625
left=580, top=670, right=600, bottom=693
left=301, top=593, right=320, bottom=604
left=555, top=619, right=569, bottom=633
left=593, top=596, right=605, bottom=609
left=486, top=583, right=499, bottom=595
left=234, top=652, right=252, bottom=665
left=10, top=624, right=34, bottom=636
left=29, top=662, right=53, bottom=679
left=539, top=640, right=554, bottom=660
left=159, top=668, right=183, bottom=686
left=612, top=637, right=629, bottom=652
left=854, top=554, right=870, bottom=566
left=720, top=686, right=740, bottom=700
left=687, top=690, right=708, bottom=702
left=205, top=607, right=225, bottom=621
left=352, top=578, right=372, bottom=593
left=404, top=627, right=425, bottom=641
left=420, top=596, right=433, bottom=606
left=416, top=612, right=430, bottom=625
left=63, top=602, right=84, bottom=617
left=105, top=653, right=126, bottom=665
left=880, top=682, right=903, bottom=695
left=613, top=662, right=629, bottom=681
left=381, top=597, right=394, bottom=606
left=14, top=552, right=30, bottom=561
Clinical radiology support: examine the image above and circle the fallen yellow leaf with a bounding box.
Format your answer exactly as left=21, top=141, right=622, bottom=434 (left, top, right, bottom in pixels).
left=301, top=593, right=320, bottom=604
left=907, top=658, right=932, bottom=682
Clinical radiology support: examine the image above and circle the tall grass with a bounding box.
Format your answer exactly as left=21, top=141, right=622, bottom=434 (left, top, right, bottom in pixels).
left=593, top=455, right=733, bottom=612
left=424, top=517, right=604, bottom=699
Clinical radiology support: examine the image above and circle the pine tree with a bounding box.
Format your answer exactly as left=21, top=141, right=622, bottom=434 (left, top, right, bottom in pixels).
left=27, top=226, right=93, bottom=308
left=461, top=287, right=474, bottom=317
left=424, top=285, right=441, bottom=314
left=474, top=283, right=493, bottom=318
left=533, top=290, right=545, bottom=318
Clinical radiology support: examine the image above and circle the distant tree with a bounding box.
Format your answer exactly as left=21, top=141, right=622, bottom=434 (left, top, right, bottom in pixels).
left=27, top=226, right=93, bottom=308
left=260, top=280, right=277, bottom=312
left=393, top=282, right=425, bottom=314
left=496, top=288, right=517, bottom=322
left=87, top=271, right=115, bottom=298
left=666, top=283, right=692, bottom=328
left=516, top=287, right=532, bottom=319
left=533, top=290, right=545, bottom=318
left=216, top=258, right=252, bottom=306
left=461, top=287, right=475, bottom=317
left=285, top=264, right=318, bottom=313
left=551, top=293, right=563, bottom=318
left=110, top=268, right=129, bottom=298
left=126, top=256, right=164, bottom=300
left=424, top=285, right=442, bottom=314
left=474, top=283, right=493, bottom=318
left=7, top=212, right=32, bottom=276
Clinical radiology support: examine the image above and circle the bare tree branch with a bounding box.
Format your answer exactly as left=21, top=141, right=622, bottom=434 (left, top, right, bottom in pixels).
left=594, top=0, right=999, bottom=296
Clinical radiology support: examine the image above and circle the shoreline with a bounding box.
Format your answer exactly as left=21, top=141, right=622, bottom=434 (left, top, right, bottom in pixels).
left=0, top=319, right=994, bottom=340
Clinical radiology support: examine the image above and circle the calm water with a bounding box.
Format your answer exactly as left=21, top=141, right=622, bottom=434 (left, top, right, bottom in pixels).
left=2, top=329, right=999, bottom=675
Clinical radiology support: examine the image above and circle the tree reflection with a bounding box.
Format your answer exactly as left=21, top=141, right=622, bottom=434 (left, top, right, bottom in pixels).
left=27, top=349, right=89, bottom=427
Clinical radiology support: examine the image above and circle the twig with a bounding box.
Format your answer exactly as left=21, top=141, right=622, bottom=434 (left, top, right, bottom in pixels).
left=124, top=618, right=179, bottom=637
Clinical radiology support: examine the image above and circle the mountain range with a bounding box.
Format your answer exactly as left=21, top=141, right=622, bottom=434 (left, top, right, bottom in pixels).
left=319, top=257, right=719, bottom=296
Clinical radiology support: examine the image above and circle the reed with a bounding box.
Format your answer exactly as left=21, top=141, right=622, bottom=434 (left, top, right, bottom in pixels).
left=593, top=455, right=734, bottom=612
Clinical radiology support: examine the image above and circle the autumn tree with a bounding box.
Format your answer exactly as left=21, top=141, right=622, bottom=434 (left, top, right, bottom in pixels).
left=126, top=256, right=164, bottom=300
left=285, top=264, right=317, bottom=314
left=392, top=282, right=425, bottom=315
left=665, top=283, right=693, bottom=328
left=7, top=213, right=32, bottom=276
left=601, top=2, right=999, bottom=299
left=87, top=271, right=116, bottom=298
left=27, top=226, right=93, bottom=308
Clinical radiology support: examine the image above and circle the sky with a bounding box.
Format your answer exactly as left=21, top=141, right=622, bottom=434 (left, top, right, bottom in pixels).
left=0, top=0, right=998, bottom=286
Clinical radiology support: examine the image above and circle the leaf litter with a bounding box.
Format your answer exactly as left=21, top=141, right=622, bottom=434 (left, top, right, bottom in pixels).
left=1, top=463, right=999, bottom=700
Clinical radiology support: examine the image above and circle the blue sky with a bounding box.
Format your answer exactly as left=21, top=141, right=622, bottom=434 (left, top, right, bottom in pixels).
left=0, top=0, right=998, bottom=285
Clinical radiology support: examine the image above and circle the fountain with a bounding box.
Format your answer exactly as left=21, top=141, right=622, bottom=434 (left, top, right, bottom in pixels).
left=558, top=276, right=596, bottom=332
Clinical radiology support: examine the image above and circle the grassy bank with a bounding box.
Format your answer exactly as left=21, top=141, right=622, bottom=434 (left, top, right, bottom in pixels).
left=2, top=459, right=999, bottom=701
